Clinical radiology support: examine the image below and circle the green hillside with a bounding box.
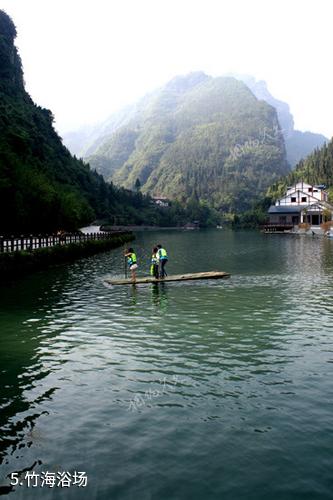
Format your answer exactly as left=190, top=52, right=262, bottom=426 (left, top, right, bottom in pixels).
left=88, top=73, right=290, bottom=213
left=0, top=10, right=180, bottom=234
left=267, top=138, right=333, bottom=201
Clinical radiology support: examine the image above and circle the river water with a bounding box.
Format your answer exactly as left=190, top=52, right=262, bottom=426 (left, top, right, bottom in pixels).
left=1, top=230, right=333, bottom=499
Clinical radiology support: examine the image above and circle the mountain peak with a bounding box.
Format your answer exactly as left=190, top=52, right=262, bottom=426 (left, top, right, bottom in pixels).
left=0, top=10, right=24, bottom=93
left=231, top=73, right=327, bottom=166
left=164, top=71, right=210, bottom=93
left=0, top=9, right=16, bottom=42
left=85, top=73, right=289, bottom=212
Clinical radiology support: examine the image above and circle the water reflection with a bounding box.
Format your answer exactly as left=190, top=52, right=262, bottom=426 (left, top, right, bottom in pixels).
left=322, top=238, right=333, bottom=271
left=0, top=269, right=74, bottom=471
left=1, top=231, right=333, bottom=500
left=151, top=283, right=168, bottom=309
left=126, top=284, right=138, bottom=306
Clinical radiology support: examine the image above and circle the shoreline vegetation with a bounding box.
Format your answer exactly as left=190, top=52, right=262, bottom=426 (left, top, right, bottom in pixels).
left=0, top=232, right=134, bottom=279
left=101, top=224, right=189, bottom=231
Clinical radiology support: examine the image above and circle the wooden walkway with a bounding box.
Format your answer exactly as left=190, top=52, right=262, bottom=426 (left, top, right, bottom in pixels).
left=106, top=271, right=231, bottom=286
left=0, top=231, right=129, bottom=253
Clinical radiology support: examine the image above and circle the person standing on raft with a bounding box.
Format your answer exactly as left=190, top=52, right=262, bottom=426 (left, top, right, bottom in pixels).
left=124, top=248, right=138, bottom=282
left=150, top=247, right=159, bottom=279
left=157, top=244, right=168, bottom=278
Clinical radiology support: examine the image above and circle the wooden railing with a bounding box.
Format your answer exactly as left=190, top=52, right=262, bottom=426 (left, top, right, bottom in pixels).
left=0, top=231, right=128, bottom=253
left=261, top=223, right=294, bottom=233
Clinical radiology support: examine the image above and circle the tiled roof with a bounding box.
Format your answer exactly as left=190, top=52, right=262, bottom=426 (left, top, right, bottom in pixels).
left=268, top=206, right=303, bottom=214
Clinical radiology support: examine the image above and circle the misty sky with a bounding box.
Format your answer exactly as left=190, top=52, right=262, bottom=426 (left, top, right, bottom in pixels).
left=1, top=0, right=332, bottom=138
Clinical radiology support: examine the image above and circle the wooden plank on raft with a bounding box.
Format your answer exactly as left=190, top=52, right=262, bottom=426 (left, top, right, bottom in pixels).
left=105, top=271, right=231, bottom=286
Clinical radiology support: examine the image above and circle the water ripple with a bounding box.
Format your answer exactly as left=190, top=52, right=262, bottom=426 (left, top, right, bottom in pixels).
left=1, top=232, right=333, bottom=499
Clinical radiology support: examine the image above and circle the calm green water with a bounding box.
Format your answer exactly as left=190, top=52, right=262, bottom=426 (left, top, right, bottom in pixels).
left=1, top=230, right=333, bottom=499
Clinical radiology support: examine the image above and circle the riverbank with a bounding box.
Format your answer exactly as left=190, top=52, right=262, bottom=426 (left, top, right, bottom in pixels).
left=0, top=232, right=134, bottom=279
left=262, top=220, right=333, bottom=236
left=101, top=224, right=184, bottom=232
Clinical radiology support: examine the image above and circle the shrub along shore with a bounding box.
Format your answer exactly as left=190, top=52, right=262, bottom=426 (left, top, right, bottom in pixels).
left=0, top=232, right=134, bottom=279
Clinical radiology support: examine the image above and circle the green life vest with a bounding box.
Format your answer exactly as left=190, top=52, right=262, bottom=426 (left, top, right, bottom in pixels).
left=128, top=253, right=137, bottom=266
left=151, top=254, right=158, bottom=264
left=158, top=248, right=168, bottom=259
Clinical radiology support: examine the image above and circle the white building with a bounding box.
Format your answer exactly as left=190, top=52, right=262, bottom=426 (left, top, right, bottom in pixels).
left=277, top=182, right=328, bottom=206
left=268, top=182, right=333, bottom=227
left=152, top=196, right=170, bottom=208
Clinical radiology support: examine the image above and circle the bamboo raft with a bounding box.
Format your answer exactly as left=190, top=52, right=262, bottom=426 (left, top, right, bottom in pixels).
left=105, top=271, right=230, bottom=286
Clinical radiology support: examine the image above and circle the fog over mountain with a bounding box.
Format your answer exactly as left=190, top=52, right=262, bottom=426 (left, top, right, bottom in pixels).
left=63, top=73, right=327, bottom=173
left=232, top=75, right=328, bottom=166
left=63, top=72, right=290, bottom=213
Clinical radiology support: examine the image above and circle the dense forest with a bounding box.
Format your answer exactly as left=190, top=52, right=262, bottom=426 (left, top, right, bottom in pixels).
left=0, top=10, right=219, bottom=234
left=0, top=10, right=96, bottom=233
left=267, top=138, right=333, bottom=201
left=5, top=8, right=329, bottom=234
left=86, top=73, right=290, bottom=214
left=234, top=137, right=333, bottom=228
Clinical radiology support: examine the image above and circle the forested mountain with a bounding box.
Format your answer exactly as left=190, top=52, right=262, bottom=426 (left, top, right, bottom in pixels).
left=0, top=10, right=177, bottom=234
left=84, top=73, right=289, bottom=213
left=236, top=76, right=328, bottom=167
left=267, top=138, right=333, bottom=201
left=233, top=136, right=333, bottom=228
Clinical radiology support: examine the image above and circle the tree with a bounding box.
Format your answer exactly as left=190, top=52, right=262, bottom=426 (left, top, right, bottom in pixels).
left=134, top=178, right=141, bottom=192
